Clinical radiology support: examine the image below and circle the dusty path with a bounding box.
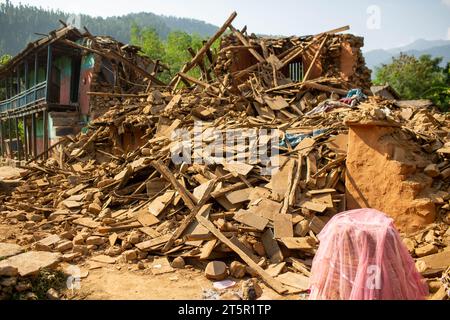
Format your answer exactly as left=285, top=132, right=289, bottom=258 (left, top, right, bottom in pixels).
left=72, top=265, right=214, bottom=300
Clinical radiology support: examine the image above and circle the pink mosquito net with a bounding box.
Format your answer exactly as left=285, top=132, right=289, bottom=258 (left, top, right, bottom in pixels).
left=309, top=209, right=429, bottom=300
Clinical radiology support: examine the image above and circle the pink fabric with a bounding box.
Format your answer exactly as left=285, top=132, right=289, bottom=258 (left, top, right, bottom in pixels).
left=309, top=209, right=428, bottom=300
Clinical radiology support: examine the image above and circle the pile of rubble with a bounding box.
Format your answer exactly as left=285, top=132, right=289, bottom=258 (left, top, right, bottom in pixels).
left=0, top=12, right=449, bottom=299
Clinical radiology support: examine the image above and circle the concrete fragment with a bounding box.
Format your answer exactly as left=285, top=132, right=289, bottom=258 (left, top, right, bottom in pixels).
left=0, top=243, right=24, bottom=260
left=230, top=261, right=246, bottom=279
left=0, top=251, right=61, bottom=276
left=415, top=244, right=439, bottom=258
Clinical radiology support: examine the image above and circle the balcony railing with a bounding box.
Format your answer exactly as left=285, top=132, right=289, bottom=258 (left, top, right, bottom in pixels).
left=0, top=81, right=47, bottom=113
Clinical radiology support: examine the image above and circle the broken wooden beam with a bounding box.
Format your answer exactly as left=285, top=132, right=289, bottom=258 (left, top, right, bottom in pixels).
left=196, top=214, right=287, bottom=294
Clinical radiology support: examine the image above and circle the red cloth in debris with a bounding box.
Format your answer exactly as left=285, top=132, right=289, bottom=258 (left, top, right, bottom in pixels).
left=309, top=209, right=428, bottom=300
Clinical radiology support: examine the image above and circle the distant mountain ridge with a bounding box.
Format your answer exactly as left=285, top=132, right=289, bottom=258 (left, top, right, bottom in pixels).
left=0, top=1, right=219, bottom=55
left=364, top=39, right=450, bottom=73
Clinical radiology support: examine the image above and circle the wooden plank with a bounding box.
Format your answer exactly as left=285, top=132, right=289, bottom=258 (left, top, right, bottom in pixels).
left=288, top=154, right=302, bottom=207
left=302, top=81, right=348, bottom=95
left=309, top=216, right=327, bottom=234
left=229, top=25, right=265, bottom=63
left=148, top=190, right=176, bottom=217
left=199, top=239, right=218, bottom=260
left=161, top=180, right=217, bottom=252
left=177, top=72, right=219, bottom=93
left=169, top=11, right=237, bottom=88
left=279, top=237, right=315, bottom=250
left=275, top=272, right=310, bottom=291
left=270, top=158, right=296, bottom=201
left=286, top=257, right=312, bottom=277
left=196, top=215, right=287, bottom=294
left=211, top=179, right=257, bottom=198
left=233, top=210, right=269, bottom=231
left=301, top=201, right=328, bottom=213
left=261, top=229, right=284, bottom=264
left=135, top=234, right=172, bottom=251
left=249, top=199, right=282, bottom=221
left=223, top=162, right=254, bottom=176
left=151, top=160, right=196, bottom=210
left=274, top=214, right=293, bottom=238
left=136, top=209, right=160, bottom=227
left=303, top=35, right=328, bottom=82
left=225, top=187, right=252, bottom=204
left=307, top=189, right=336, bottom=196
left=229, top=237, right=260, bottom=263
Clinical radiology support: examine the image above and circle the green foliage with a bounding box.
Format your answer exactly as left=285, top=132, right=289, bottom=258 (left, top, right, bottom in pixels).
left=130, top=26, right=219, bottom=84
left=0, top=54, right=12, bottom=66
left=374, top=53, right=450, bottom=111
left=131, top=23, right=165, bottom=61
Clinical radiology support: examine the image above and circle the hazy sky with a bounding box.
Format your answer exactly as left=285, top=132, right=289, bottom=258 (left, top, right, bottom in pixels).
left=7, top=0, right=450, bottom=51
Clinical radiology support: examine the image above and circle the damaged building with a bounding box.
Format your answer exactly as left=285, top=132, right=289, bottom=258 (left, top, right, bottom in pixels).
left=0, top=25, right=166, bottom=162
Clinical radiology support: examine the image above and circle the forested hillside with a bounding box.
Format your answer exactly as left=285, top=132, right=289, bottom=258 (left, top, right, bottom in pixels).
left=0, top=0, right=218, bottom=55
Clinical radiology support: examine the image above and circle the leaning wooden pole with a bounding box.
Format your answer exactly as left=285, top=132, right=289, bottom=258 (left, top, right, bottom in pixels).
left=169, top=11, right=238, bottom=90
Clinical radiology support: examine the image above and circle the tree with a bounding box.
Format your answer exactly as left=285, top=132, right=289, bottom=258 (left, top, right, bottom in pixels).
left=0, top=54, right=12, bottom=66
left=374, top=54, right=449, bottom=111
left=130, top=23, right=165, bottom=61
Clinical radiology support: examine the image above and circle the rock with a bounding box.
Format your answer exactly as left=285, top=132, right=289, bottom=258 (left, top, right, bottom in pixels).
left=402, top=238, right=416, bottom=254
left=31, top=243, right=52, bottom=252
left=86, top=236, right=106, bottom=246
left=59, top=231, right=74, bottom=240
left=23, top=292, right=38, bottom=300
left=0, top=265, right=18, bottom=276
left=229, top=261, right=246, bottom=279
left=46, top=288, right=60, bottom=300
left=88, top=203, right=102, bottom=215
left=121, top=240, right=132, bottom=250
left=123, top=250, right=137, bottom=262
left=137, top=261, right=146, bottom=270
left=220, top=292, right=242, bottom=300
left=0, top=277, right=17, bottom=287
left=0, top=251, right=61, bottom=277
left=26, top=213, right=43, bottom=222
left=127, top=231, right=141, bottom=245
left=241, top=279, right=263, bottom=300
left=253, top=242, right=266, bottom=257
left=106, top=246, right=123, bottom=257
left=171, top=257, right=185, bottom=269
left=62, top=252, right=82, bottom=262
left=0, top=242, right=24, bottom=260
left=205, top=261, right=228, bottom=281
left=424, top=164, right=440, bottom=178
left=24, top=221, right=36, bottom=229
left=415, top=260, right=428, bottom=273
left=55, top=240, right=73, bottom=252
left=90, top=255, right=117, bottom=264
left=6, top=211, right=27, bottom=221
left=72, top=234, right=85, bottom=245
left=415, top=244, right=439, bottom=258
left=86, top=244, right=98, bottom=251
left=72, top=245, right=88, bottom=255
left=15, top=282, right=32, bottom=292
